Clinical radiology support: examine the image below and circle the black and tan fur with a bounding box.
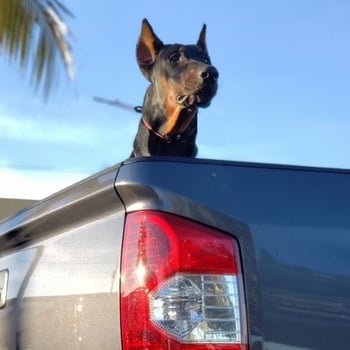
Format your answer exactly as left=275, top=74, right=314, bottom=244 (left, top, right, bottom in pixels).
left=131, top=19, right=218, bottom=157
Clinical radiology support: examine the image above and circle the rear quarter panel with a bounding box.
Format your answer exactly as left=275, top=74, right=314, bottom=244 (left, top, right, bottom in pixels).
left=0, top=165, right=125, bottom=349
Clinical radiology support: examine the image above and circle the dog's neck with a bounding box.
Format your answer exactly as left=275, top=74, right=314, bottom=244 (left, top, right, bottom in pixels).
left=142, top=85, right=198, bottom=139
left=132, top=81, right=200, bottom=157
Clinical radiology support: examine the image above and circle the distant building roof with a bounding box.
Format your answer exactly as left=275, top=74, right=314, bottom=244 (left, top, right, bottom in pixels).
left=0, top=198, right=37, bottom=221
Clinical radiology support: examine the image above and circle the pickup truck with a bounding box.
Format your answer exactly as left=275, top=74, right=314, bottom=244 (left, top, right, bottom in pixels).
left=0, top=157, right=349, bottom=350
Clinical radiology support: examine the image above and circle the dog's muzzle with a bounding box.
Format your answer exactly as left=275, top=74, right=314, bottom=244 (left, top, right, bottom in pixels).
left=177, top=65, right=218, bottom=108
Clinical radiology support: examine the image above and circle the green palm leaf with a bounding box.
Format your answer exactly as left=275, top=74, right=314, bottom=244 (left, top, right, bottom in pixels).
left=0, top=0, right=74, bottom=97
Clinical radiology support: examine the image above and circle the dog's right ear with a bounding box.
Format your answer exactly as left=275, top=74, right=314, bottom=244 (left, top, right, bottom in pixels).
left=136, top=19, right=164, bottom=80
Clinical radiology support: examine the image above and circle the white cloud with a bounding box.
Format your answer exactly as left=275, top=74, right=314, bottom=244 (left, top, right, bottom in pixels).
left=0, top=105, right=136, bottom=200
left=0, top=113, right=99, bottom=145
left=0, top=166, right=88, bottom=200
left=0, top=106, right=138, bottom=153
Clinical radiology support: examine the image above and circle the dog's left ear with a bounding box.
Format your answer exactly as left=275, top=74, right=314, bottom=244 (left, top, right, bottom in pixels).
left=197, top=24, right=208, bottom=55
left=136, top=19, right=164, bottom=80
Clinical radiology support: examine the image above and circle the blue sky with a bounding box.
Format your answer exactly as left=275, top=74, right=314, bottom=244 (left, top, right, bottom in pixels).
left=1, top=0, right=349, bottom=199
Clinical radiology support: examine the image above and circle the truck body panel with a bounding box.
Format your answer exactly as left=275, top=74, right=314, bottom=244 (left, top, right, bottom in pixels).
left=117, top=158, right=350, bottom=350
left=1, top=158, right=350, bottom=349
left=0, top=165, right=124, bottom=349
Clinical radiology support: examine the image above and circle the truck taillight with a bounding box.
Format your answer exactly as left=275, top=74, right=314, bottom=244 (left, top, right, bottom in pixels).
left=120, top=210, right=248, bottom=350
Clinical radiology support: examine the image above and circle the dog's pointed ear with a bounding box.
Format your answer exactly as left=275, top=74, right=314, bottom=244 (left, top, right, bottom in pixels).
left=136, top=19, right=164, bottom=80
left=197, top=24, right=208, bottom=55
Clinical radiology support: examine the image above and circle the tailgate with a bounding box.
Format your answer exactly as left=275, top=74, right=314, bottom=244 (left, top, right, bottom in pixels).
left=115, top=157, right=350, bottom=350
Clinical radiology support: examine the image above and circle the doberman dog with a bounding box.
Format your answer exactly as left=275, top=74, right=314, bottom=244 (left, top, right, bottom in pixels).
left=131, top=19, right=218, bottom=157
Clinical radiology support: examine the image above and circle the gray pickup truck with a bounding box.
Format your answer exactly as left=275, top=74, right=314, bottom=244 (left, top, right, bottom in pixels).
left=1, top=157, right=349, bottom=350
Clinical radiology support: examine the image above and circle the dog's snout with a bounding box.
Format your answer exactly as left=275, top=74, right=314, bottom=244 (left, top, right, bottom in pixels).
left=200, top=66, right=219, bottom=81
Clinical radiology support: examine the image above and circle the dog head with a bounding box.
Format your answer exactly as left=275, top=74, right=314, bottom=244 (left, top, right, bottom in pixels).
left=136, top=19, right=218, bottom=109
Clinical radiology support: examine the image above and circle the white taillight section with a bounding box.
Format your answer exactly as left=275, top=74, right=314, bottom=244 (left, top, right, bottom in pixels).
left=150, top=274, right=242, bottom=343
left=120, top=210, right=247, bottom=350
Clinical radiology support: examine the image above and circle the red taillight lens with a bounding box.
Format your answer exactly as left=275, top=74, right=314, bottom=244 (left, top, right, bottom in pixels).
left=120, top=210, right=247, bottom=350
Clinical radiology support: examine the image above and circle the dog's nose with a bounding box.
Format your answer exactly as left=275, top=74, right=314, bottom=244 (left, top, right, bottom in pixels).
left=200, top=66, right=219, bottom=81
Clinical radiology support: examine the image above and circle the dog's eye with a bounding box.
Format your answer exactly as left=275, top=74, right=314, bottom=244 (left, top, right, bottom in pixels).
left=169, top=52, right=180, bottom=64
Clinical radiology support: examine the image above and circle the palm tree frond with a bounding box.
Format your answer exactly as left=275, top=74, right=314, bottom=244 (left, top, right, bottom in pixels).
left=48, top=0, right=74, bottom=20
left=0, top=0, right=74, bottom=97
left=43, top=4, right=74, bottom=79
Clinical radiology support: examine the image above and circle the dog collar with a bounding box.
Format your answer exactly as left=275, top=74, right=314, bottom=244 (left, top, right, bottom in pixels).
left=141, top=118, right=182, bottom=143
left=141, top=107, right=196, bottom=143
